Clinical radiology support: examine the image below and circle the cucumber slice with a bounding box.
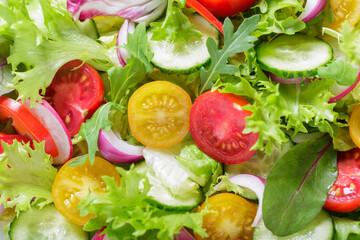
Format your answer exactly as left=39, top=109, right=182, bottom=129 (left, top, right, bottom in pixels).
left=256, top=34, right=333, bottom=79
left=147, top=14, right=219, bottom=73
left=9, top=204, right=89, bottom=240
left=75, top=19, right=99, bottom=40
left=253, top=210, right=333, bottom=240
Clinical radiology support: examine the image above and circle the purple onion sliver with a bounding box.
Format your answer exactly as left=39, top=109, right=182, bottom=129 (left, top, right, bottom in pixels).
left=298, top=0, right=327, bottom=23
left=329, top=72, right=360, bottom=103
left=268, top=72, right=315, bottom=84
left=174, top=228, right=195, bottom=240
left=229, top=174, right=265, bottom=227
left=116, top=19, right=135, bottom=67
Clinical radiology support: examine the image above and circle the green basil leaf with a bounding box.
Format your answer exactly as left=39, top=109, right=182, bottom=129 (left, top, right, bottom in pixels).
left=262, top=136, right=337, bottom=236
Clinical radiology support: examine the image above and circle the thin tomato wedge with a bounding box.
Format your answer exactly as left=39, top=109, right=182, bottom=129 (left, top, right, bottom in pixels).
left=328, top=0, right=360, bottom=31
left=52, top=156, right=121, bottom=225
left=324, top=148, right=360, bottom=212
left=195, top=193, right=257, bottom=240
left=350, top=104, right=360, bottom=148
left=44, top=60, right=104, bottom=136
left=189, top=90, right=258, bottom=164
left=0, top=97, right=58, bottom=157
left=128, top=81, right=192, bottom=148
left=0, top=133, right=31, bottom=154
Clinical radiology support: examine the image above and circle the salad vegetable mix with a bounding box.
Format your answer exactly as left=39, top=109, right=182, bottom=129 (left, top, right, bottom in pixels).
left=2, top=0, right=360, bottom=239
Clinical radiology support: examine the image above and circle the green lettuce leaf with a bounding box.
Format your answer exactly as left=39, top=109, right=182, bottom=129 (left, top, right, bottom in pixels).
left=1, top=0, right=112, bottom=105
left=340, top=22, right=360, bottom=66
left=78, top=166, right=207, bottom=240
left=0, top=141, right=57, bottom=213
left=317, top=60, right=358, bottom=86
left=333, top=216, right=360, bottom=240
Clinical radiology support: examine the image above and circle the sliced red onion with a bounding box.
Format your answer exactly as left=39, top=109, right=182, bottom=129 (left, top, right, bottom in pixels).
left=229, top=174, right=265, bottom=227
left=298, top=0, right=327, bottom=23
left=329, top=72, right=360, bottom=103
left=174, top=228, right=195, bottom=240
left=268, top=72, right=315, bottom=84
left=98, top=129, right=143, bottom=164
left=67, top=0, right=166, bottom=24
left=22, top=100, right=73, bottom=165
left=116, top=19, right=135, bottom=67
left=92, top=228, right=110, bottom=240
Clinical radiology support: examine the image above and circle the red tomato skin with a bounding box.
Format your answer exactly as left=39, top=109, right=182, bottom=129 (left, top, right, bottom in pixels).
left=0, top=133, right=31, bottom=153
left=189, top=90, right=258, bottom=164
left=45, top=60, right=104, bottom=136
left=197, top=0, right=256, bottom=17
left=324, top=148, right=360, bottom=213
left=0, top=97, right=58, bottom=157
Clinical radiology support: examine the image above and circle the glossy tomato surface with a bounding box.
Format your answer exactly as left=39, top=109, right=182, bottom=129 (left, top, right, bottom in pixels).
left=0, top=133, right=31, bottom=153
left=189, top=90, right=258, bottom=164
left=128, top=81, right=192, bottom=148
left=52, top=156, right=121, bottom=225
left=328, top=0, right=360, bottom=30
left=324, top=148, right=360, bottom=212
left=45, top=60, right=104, bottom=136
left=195, top=193, right=257, bottom=240
left=197, top=0, right=256, bottom=17
left=0, top=97, right=58, bottom=157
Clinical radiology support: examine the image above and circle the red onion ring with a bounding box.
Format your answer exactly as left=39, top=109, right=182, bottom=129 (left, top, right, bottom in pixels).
left=298, top=0, right=327, bottom=23
left=174, top=228, right=195, bottom=240
left=329, top=72, right=360, bottom=103
left=116, top=19, right=135, bottom=67
left=268, top=72, right=314, bottom=84
left=229, top=174, right=265, bottom=227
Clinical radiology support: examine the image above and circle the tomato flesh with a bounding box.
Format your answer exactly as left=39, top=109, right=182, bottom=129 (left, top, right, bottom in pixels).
left=197, top=0, right=256, bottom=17
left=329, top=0, right=360, bottom=31
left=0, top=133, right=31, bottom=153
left=324, top=148, right=360, bottom=212
left=195, top=193, right=257, bottom=240
left=0, top=97, right=58, bottom=157
left=128, top=81, right=192, bottom=148
left=45, top=60, right=104, bottom=136
left=189, top=91, right=258, bottom=164
left=52, top=156, right=121, bottom=225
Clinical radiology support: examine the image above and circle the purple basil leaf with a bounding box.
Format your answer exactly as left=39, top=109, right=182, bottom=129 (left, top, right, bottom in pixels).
left=262, top=135, right=337, bottom=236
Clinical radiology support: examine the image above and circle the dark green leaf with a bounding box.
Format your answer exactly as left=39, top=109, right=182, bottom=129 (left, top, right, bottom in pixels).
left=263, top=136, right=337, bottom=236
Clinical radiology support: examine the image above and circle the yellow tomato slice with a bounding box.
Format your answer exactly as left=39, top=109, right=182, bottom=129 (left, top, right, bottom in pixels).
left=128, top=81, right=192, bottom=148
left=52, top=156, right=121, bottom=225
left=195, top=193, right=257, bottom=240
left=329, top=0, right=360, bottom=31
left=350, top=104, right=360, bottom=148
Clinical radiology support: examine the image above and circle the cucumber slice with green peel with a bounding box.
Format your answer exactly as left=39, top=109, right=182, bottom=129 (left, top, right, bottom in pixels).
left=9, top=204, right=89, bottom=240
left=253, top=210, right=334, bottom=240
left=147, top=14, right=219, bottom=73
left=256, top=34, right=333, bottom=79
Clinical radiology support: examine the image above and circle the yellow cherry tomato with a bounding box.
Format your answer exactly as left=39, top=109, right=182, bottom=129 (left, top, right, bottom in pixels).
left=128, top=81, right=192, bottom=148
left=350, top=104, right=360, bottom=148
left=52, top=156, right=121, bottom=225
left=328, top=0, right=360, bottom=31
left=195, top=193, right=257, bottom=240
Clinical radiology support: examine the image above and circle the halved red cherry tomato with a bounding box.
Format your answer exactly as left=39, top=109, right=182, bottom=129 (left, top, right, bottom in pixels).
left=196, top=0, right=256, bottom=17
left=52, top=156, right=121, bottom=225
left=0, top=133, right=31, bottom=154
left=324, top=148, right=360, bottom=212
left=189, top=90, right=258, bottom=164
left=44, top=60, right=104, bottom=136
left=195, top=193, right=257, bottom=240
left=0, top=97, right=58, bottom=157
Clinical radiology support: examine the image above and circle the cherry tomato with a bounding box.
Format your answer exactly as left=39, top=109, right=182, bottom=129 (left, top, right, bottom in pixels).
left=52, top=156, right=121, bottom=225
left=324, top=148, right=360, bottom=212
left=44, top=60, right=104, bottom=136
left=328, top=0, right=360, bottom=31
left=195, top=193, right=257, bottom=240
left=0, top=97, right=58, bottom=157
left=350, top=104, right=360, bottom=148
left=189, top=90, right=258, bottom=164
left=0, top=133, right=31, bottom=154
left=196, top=0, right=256, bottom=17
left=128, top=81, right=192, bottom=148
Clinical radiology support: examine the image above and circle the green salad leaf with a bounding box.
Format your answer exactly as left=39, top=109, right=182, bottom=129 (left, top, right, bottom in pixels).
left=0, top=141, right=57, bottom=213
left=332, top=216, right=360, bottom=240
left=317, top=59, right=358, bottom=86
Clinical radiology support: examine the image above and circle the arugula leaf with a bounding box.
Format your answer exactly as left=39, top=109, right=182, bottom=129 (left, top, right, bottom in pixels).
left=0, top=141, right=57, bottom=213
left=199, top=15, right=259, bottom=94
left=317, top=60, right=358, bottom=86
left=150, top=0, right=202, bottom=43
left=78, top=166, right=207, bottom=240
left=262, top=136, right=337, bottom=236
left=1, top=0, right=112, bottom=105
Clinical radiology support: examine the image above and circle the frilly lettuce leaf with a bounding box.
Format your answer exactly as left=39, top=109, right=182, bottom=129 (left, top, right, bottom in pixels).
left=78, top=166, right=207, bottom=240
left=332, top=216, right=360, bottom=240
left=340, top=22, right=360, bottom=66
left=0, top=141, right=57, bottom=214
left=1, top=0, right=112, bottom=105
